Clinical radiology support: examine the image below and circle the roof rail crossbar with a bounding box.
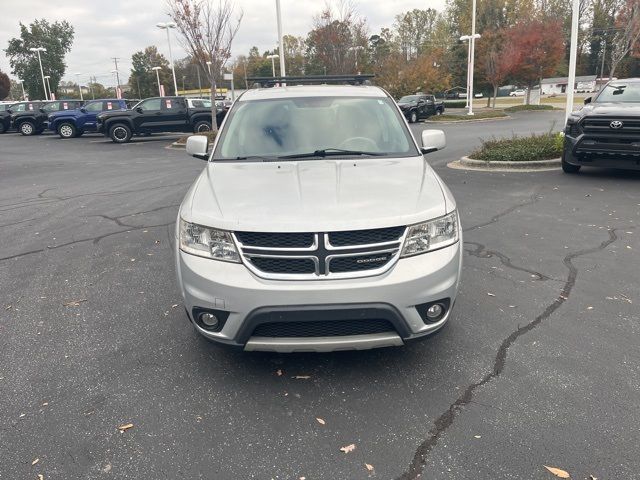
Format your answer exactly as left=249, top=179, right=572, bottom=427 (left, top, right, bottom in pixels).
left=248, top=74, right=375, bottom=88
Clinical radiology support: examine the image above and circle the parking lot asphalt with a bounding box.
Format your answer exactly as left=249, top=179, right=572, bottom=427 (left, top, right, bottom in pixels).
left=1, top=113, right=639, bottom=480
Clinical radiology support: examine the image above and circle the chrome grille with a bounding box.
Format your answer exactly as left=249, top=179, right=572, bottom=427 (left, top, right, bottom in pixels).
left=234, top=227, right=406, bottom=280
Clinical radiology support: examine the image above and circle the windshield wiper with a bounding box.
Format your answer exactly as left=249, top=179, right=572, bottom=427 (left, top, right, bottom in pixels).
left=279, top=148, right=385, bottom=159
left=214, top=155, right=276, bottom=162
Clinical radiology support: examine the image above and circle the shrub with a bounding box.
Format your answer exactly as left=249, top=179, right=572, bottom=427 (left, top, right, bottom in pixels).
left=469, top=132, right=563, bottom=162
left=429, top=110, right=508, bottom=122
left=504, top=104, right=554, bottom=112
left=444, top=100, right=467, bottom=108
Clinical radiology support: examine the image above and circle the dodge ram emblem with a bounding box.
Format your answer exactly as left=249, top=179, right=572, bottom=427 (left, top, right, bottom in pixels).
left=610, top=120, right=624, bottom=129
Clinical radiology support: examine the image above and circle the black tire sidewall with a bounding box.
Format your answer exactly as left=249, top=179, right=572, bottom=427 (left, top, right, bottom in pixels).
left=109, top=123, right=132, bottom=143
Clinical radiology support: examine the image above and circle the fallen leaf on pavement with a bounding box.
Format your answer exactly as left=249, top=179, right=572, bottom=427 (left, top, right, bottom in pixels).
left=365, top=463, right=374, bottom=472
left=474, top=435, right=481, bottom=438
left=487, top=292, right=495, bottom=297
left=276, top=369, right=283, bottom=376
left=38, top=475, right=44, bottom=480
left=340, top=444, right=356, bottom=453
left=171, top=304, right=179, bottom=308
left=543, top=465, right=570, bottom=478
left=589, top=476, right=597, bottom=480
left=63, top=299, right=86, bottom=307
left=118, top=423, right=134, bottom=433
left=292, top=375, right=311, bottom=379
left=316, top=418, right=326, bottom=425
left=32, top=458, right=39, bottom=465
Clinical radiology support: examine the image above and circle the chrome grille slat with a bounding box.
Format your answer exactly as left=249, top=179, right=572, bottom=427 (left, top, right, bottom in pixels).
left=233, top=227, right=406, bottom=280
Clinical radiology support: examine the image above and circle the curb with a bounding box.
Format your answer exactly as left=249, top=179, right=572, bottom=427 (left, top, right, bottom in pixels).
left=448, top=156, right=561, bottom=172
left=424, top=115, right=510, bottom=124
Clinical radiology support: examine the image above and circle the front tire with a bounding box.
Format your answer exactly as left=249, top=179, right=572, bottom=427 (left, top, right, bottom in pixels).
left=19, top=121, right=36, bottom=136
left=561, top=151, right=581, bottom=173
left=58, top=122, right=77, bottom=139
left=109, top=123, right=132, bottom=143
left=194, top=120, right=212, bottom=133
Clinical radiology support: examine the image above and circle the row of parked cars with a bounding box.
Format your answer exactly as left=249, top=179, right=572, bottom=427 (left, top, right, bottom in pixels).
left=0, top=96, right=227, bottom=143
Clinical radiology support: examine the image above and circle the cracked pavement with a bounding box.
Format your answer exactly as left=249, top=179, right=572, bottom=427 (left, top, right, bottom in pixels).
left=1, top=115, right=639, bottom=479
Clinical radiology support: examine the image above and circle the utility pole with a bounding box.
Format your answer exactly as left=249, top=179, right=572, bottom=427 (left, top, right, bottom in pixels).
left=112, top=58, right=121, bottom=98
left=468, top=0, right=477, bottom=116
left=275, top=0, right=286, bottom=82
left=565, top=0, right=580, bottom=124
left=600, top=39, right=607, bottom=81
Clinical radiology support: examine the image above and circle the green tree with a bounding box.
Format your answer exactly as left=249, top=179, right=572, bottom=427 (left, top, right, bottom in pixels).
left=0, top=71, right=10, bottom=100
left=4, top=19, right=74, bottom=100
left=128, top=46, right=173, bottom=98
left=9, top=78, right=24, bottom=100
left=394, top=8, right=438, bottom=60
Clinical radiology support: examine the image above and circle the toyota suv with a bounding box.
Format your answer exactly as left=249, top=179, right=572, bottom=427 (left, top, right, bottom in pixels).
left=563, top=78, right=640, bottom=172
left=176, top=79, right=462, bottom=352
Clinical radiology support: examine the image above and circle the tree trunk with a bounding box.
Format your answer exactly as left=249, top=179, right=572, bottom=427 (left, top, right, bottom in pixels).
left=492, top=84, right=498, bottom=108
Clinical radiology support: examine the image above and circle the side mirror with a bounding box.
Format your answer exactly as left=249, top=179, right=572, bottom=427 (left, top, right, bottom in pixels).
left=80, top=108, right=87, bottom=113
left=136, top=107, right=143, bottom=113
left=584, top=96, right=592, bottom=105
left=421, top=129, right=446, bottom=154
left=186, top=135, right=209, bottom=160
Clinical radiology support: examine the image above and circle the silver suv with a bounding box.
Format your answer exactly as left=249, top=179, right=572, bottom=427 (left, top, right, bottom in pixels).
left=176, top=82, right=462, bottom=352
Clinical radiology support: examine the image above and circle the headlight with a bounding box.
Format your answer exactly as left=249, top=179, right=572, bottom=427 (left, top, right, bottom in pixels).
left=401, top=211, right=459, bottom=258
left=179, top=219, right=240, bottom=262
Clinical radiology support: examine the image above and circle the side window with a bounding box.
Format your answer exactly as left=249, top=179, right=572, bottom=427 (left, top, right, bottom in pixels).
left=43, top=102, right=60, bottom=112
left=163, top=98, right=184, bottom=110
left=85, top=102, right=104, bottom=112
left=138, top=98, right=162, bottom=111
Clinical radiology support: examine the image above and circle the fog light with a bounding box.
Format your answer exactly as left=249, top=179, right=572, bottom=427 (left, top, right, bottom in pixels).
left=426, top=303, right=444, bottom=320
left=199, top=312, right=219, bottom=329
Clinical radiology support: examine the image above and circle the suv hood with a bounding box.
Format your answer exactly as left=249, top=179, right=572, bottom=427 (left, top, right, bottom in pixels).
left=182, top=157, right=450, bottom=232
left=579, top=103, right=640, bottom=117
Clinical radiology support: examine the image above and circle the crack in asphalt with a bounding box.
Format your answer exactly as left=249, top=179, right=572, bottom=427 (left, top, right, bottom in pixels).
left=463, top=192, right=542, bottom=233
left=397, top=229, right=619, bottom=480
left=87, top=204, right=180, bottom=228
left=0, top=182, right=188, bottom=212
left=0, top=222, right=175, bottom=262
left=464, top=241, right=553, bottom=281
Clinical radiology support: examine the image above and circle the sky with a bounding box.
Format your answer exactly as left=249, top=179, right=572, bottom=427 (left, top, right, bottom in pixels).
left=0, top=0, right=446, bottom=87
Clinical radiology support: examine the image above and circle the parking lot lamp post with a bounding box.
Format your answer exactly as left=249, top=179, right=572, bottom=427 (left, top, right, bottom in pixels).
left=75, top=73, right=84, bottom=100
left=156, top=22, right=179, bottom=96
left=460, top=33, right=481, bottom=115
left=151, top=67, right=162, bottom=96
left=275, top=0, right=286, bottom=82
left=267, top=54, right=279, bottom=77
left=29, top=47, right=48, bottom=100
left=44, top=75, right=52, bottom=100
left=467, top=0, right=478, bottom=116
left=18, top=79, right=26, bottom=100
left=565, top=0, right=580, bottom=124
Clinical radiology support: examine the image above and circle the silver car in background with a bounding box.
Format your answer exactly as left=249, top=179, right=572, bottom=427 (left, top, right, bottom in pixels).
left=175, top=83, right=462, bottom=352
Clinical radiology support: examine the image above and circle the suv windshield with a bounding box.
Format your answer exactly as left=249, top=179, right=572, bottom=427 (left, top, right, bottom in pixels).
left=399, top=95, right=419, bottom=103
left=596, top=83, right=640, bottom=103
left=214, top=96, right=418, bottom=161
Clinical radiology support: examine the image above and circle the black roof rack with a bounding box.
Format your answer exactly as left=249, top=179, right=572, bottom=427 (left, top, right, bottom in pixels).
left=247, top=74, right=375, bottom=88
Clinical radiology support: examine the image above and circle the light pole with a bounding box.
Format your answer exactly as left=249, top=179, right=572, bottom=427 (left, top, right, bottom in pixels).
left=29, top=47, right=48, bottom=100
left=75, top=72, right=84, bottom=100
left=565, top=0, right=580, bottom=124
left=43, top=75, right=52, bottom=100
left=151, top=67, right=162, bottom=96
left=460, top=33, right=480, bottom=112
left=275, top=0, right=286, bottom=80
left=267, top=54, right=279, bottom=77
left=157, top=22, right=179, bottom=95
left=468, top=0, right=478, bottom=116
left=18, top=79, right=26, bottom=100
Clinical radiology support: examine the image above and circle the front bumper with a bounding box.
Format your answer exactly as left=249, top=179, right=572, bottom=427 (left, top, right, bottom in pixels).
left=175, top=240, right=462, bottom=352
left=564, top=129, right=640, bottom=171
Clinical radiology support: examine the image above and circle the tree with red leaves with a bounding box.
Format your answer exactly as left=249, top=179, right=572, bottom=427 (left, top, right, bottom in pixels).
left=507, top=19, right=565, bottom=104
left=477, top=29, right=517, bottom=108
left=610, top=0, right=640, bottom=77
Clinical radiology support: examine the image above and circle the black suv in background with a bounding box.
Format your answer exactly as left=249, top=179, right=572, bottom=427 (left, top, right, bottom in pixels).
left=11, top=100, right=83, bottom=136
left=397, top=94, right=445, bottom=123
left=563, top=78, right=640, bottom=173
left=96, top=96, right=214, bottom=143
left=0, top=101, right=40, bottom=134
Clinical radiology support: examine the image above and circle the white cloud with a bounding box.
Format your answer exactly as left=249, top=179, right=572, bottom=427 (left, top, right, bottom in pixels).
left=0, top=0, right=445, bottom=86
